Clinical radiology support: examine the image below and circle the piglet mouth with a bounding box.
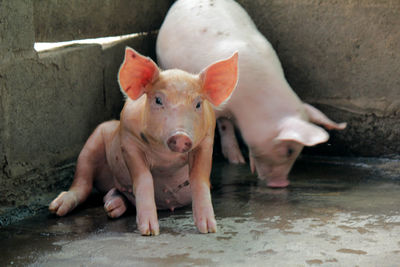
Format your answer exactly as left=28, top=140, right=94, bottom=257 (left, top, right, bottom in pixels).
left=266, top=179, right=290, bottom=188
left=257, top=173, right=290, bottom=188
left=167, top=131, right=193, bottom=153
left=257, top=175, right=290, bottom=188
left=249, top=154, right=290, bottom=188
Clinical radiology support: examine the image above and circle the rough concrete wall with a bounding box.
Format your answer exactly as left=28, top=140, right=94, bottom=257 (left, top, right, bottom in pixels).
left=34, top=0, right=175, bottom=42
left=0, top=0, right=36, bottom=64
left=0, top=0, right=166, bottom=225
left=2, top=45, right=104, bottom=179
left=236, top=0, right=400, bottom=157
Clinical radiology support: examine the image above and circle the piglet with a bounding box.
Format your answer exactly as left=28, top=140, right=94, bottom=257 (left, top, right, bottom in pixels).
left=156, top=0, right=346, bottom=188
left=49, top=47, right=238, bottom=235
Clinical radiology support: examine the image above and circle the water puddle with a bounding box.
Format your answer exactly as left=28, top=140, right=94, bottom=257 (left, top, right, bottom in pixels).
left=0, top=157, right=399, bottom=266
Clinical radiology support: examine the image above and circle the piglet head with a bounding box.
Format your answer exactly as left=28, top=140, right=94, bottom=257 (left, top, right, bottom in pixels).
left=248, top=123, right=306, bottom=188
left=118, top=47, right=238, bottom=153
left=249, top=113, right=346, bottom=188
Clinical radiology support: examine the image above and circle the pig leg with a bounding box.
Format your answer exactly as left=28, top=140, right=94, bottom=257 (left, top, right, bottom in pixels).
left=189, top=136, right=217, bottom=233
left=133, top=172, right=159, bottom=235
left=49, top=124, right=108, bottom=216
left=103, top=188, right=128, bottom=218
left=217, top=118, right=245, bottom=164
left=191, top=182, right=217, bottom=233
left=303, top=103, right=347, bottom=130
left=121, top=141, right=159, bottom=236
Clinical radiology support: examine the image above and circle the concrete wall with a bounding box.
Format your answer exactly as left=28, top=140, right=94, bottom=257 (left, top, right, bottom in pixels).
left=237, top=0, right=400, bottom=157
left=34, top=0, right=174, bottom=41
left=0, top=0, right=173, bottom=225
left=1, top=0, right=399, bottom=225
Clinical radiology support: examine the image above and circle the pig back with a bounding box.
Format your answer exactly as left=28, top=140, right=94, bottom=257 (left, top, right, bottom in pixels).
left=157, top=0, right=260, bottom=72
left=157, top=0, right=287, bottom=105
left=158, top=0, right=302, bottom=119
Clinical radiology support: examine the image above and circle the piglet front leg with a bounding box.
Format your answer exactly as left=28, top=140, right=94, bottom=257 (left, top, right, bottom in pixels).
left=191, top=181, right=217, bottom=233
left=189, top=136, right=217, bottom=233
left=121, top=138, right=159, bottom=236
left=133, top=173, right=159, bottom=236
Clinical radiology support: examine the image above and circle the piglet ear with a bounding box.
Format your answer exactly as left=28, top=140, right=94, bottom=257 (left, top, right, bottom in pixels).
left=118, top=47, right=159, bottom=100
left=199, top=52, right=239, bottom=107
left=276, top=117, right=329, bottom=146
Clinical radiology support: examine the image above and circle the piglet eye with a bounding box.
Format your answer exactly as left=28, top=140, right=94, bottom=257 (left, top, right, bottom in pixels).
left=287, top=148, right=294, bottom=158
left=155, top=96, right=163, bottom=106
left=196, top=101, right=201, bottom=109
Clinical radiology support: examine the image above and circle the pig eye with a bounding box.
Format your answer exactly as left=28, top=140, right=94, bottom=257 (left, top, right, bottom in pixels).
left=194, top=97, right=203, bottom=111
left=195, top=101, right=201, bottom=109
left=287, top=147, right=294, bottom=158
left=155, top=96, right=163, bottom=106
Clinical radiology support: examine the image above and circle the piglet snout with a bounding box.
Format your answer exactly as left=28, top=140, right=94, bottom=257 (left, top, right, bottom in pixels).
left=167, top=134, right=192, bottom=153
left=267, top=179, right=290, bottom=188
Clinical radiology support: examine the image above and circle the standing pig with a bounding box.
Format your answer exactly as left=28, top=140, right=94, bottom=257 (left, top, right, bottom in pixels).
left=49, top=47, right=238, bottom=235
left=156, top=0, right=346, bottom=188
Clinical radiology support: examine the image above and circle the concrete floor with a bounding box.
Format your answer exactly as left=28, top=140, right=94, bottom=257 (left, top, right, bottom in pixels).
left=1, top=157, right=400, bottom=266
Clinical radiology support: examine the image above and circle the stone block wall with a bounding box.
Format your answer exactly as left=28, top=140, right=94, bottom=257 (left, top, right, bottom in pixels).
left=0, top=0, right=173, bottom=225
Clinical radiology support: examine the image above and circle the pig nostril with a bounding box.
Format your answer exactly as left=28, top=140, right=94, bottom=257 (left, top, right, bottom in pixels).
left=167, top=134, right=192, bottom=153
left=167, top=138, right=177, bottom=148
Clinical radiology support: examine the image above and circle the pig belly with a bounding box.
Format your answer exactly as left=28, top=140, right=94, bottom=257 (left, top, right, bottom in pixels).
left=152, top=165, right=192, bottom=210
left=100, top=159, right=191, bottom=211
left=99, top=122, right=192, bottom=210
left=117, top=175, right=191, bottom=211
left=95, top=162, right=192, bottom=211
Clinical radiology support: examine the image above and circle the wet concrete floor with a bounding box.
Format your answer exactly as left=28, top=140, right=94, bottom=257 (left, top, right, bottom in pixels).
left=1, top=157, right=400, bottom=266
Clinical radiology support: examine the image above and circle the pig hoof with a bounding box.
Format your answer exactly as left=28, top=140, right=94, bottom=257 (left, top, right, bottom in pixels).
left=138, top=223, right=160, bottom=236
left=224, top=148, right=245, bottom=164
left=49, top=191, right=79, bottom=216
left=103, top=188, right=127, bottom=218
left=141, top=228, right=160, bottom=236
left=229, top=154, right=246, bottom=164
left=137, top=211, right=160, bottom=236
left=196, top=217, right=217, bottom=234
left=194, top=209, right=218, bottom=234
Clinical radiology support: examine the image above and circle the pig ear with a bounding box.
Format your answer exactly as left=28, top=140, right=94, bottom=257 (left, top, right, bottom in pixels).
left=199, top=52, right=239, bottom=107
left=303, top=103, right=347, bottom=130
left=118, top=47, right=159, bottom=100
left=276, top=117, right=329, bottom=146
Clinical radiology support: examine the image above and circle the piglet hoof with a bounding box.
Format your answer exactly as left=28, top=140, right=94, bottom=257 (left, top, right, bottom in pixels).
left=136, top=210, right=160, bottom=236
left=193, top=207, right=217, bottom=234
left=222, top=145, right=246, bottom=164
left=103, top=188, right=127, bottom=218
left=228, top=153, right=246, bottom=165
left=49, top=191, right=79, bottom=216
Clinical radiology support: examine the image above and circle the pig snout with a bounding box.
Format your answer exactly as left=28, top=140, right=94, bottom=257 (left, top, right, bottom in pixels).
left=167, top=132, right=193, bottom=153
left=266, top=178, right=290, bottom=188
left=252, top=157, right=291, bottom=188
